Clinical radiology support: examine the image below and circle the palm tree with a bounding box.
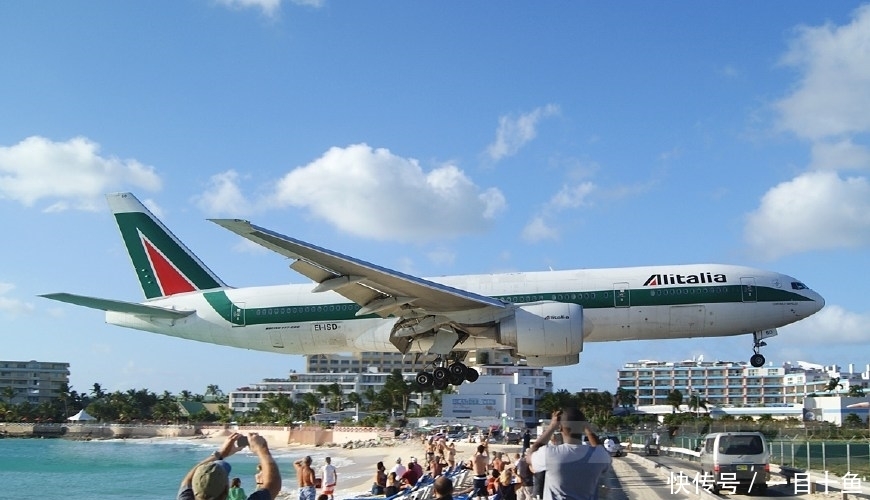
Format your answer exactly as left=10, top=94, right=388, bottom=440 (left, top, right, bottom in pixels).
left=347, top=392, right=363, bottom=420
left=824, top=377, right=843, bottom=394
left=301, top=392, right=320, bottom=419
left=615, top=387, right=636, bottom=409
left=259, top=393, right=294, bottom=424
left=316, top=385, right=332, bottom=413
left=361, top=386, right=382, bottom=411
left=328, top=382, right=343, bottom=412
left=2, top=386, right=18, bottom=404
left=205, top=384, right=223, bottom=400
left=688, top=394, right=707, bottom=417
left=666, top=389, right=684, bottom=413
left=382, top=370, right=412, bottom=418
left=91, top=383, right=106, bottom=400
left=847, top=385, right=865, bottom=397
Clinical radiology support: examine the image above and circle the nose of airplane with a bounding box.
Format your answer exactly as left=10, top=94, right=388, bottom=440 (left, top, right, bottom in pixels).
left=808, top=289, right=825, bottom=314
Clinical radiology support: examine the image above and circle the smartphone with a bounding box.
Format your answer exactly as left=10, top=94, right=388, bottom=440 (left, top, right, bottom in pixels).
left=236, top=435, right=249, bottom=448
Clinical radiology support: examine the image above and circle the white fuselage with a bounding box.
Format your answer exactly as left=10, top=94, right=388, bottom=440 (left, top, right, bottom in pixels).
left=105, top=263, right=824, bottom=360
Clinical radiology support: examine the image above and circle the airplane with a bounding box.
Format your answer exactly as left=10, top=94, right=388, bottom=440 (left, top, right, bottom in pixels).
left=42, top=192, right=825, bottom=389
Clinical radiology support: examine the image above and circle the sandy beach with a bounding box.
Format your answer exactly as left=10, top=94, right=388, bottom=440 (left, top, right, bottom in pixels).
left=195, top=429, right=524, bottom=500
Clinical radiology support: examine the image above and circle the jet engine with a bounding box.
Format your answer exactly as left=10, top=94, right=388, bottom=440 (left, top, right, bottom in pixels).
left=497, top=301, right=583, bottom=364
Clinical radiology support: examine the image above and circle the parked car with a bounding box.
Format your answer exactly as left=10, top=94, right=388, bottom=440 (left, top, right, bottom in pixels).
left=504, top=431, right=521, bottom=445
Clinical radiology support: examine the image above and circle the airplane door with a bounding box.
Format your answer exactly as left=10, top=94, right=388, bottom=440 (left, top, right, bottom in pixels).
left=741, top=277, right=757, bottom=302
left=613, top=282, right=632, bottom=335
left=231, top=302, right=245, bottom=326
left=614, top=283, right=630, bottom=307
left=269, top=331, right=285, bottom=349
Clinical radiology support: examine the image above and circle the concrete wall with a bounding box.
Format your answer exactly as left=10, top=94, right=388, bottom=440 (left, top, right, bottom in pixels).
left=0, top=422, right=197, bottom=439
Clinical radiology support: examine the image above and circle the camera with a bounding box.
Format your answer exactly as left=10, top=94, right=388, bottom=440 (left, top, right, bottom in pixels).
left=236, top=435, right=249, bottom=448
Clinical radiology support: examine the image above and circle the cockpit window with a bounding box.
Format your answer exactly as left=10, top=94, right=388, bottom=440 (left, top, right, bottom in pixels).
left=791, top=282, right=808, bottom=290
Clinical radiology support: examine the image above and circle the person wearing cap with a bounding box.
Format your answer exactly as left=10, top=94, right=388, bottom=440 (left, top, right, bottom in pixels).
left=178, top=431, right=281, bottom=500
left=389, top=457, right=406, bottom=479
left=526, top=408, right=611, bottom=500
left=408, top=457, right=424, bottom=480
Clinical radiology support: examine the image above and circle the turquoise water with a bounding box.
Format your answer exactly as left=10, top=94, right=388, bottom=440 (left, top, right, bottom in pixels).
left=0, top=437, right=315, bottom=500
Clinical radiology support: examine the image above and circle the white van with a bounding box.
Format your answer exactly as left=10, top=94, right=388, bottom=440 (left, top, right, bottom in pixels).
left=698, top=432, right=770, bottom=493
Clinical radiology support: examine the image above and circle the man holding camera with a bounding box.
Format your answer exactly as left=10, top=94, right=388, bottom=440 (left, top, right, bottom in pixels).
left=526, top=408, right=611, bottom=500
left=178, top=431, right=282, bottom=500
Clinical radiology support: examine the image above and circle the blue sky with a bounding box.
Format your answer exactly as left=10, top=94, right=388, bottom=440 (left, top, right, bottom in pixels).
left=2, top=1, right=869, bottom=397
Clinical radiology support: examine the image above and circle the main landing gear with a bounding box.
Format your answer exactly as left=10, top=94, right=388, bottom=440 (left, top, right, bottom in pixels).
left=416, top=361, right=479, bottom=389
left=750, top=331, right=766, bottom=367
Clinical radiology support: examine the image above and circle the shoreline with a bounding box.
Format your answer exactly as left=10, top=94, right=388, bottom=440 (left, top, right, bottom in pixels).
left=192, top=429, right=524, bottom=500
left=2, top=423, right=524, bottom=499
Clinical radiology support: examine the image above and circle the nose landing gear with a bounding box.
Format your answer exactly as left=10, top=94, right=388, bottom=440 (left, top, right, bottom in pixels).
left=750, top=330, right=770, bottom=367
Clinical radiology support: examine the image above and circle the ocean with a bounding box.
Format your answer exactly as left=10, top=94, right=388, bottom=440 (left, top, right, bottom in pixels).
left=0, top=437, right=352, bottom=500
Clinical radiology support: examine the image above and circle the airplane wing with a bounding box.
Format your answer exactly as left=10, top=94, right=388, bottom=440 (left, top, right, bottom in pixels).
left=40, top=293, right=195, bottom=320
left=210, top=219, right=506, bottom=318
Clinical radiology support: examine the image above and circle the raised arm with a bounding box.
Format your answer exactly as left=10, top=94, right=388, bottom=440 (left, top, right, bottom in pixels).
left=249, top=432, right=282, bottom=499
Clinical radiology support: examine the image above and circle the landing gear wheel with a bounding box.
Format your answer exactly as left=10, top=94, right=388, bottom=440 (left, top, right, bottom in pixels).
left=750, top=353, right=765, bottom=367
left=433, top=378, right=448, bottom=390
left=416, top=372, right=434, bottom=388
left=433, top=366, right=449, bottom=382
left=449, top=362, right=467, bottom=378
left=750, top=330, right=770, bottom=368
left=449, top=373, right=465, bottom=386
left=465, top=367, right=480, bottom=383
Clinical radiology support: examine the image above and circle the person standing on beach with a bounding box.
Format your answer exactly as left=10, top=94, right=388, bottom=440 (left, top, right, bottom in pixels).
left=294, top=456, right=317, bottom=500
left=446, top=442, right=457, bottom=470
left=471, top=444, right=489, bottom=500
left=515, top=449, right=534, bottom=500
left=178, top=431, right=281, bottom=500
left=228, top=478, right=246, bottom=500
left=321, top=456, right=337, bottom=500
left=527, top=408, right=610, bottom=500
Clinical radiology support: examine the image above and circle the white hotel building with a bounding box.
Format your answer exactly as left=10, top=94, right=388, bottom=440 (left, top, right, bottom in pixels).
left=618, top=358, right=869, bottom=408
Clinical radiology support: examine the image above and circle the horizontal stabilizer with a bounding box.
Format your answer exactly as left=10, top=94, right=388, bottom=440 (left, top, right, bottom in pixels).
left=40, top=293, right=195, bottom=320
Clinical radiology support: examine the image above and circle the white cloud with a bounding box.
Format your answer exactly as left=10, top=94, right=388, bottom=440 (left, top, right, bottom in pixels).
left=745, top=171, right=870, bottom=260
left=747, top=6, right=870, bottom=258
left=0, top=136, right=161, bottom=211
left=521, top=181, right=597, bottom=244
left=0, top=282, right=35, bottom=316
left=777, top=305, right=870, bottom=347
left=266, top=144, right=505, bottom=242
left=193, top=170, right=254, bottom=216
left=486, top=104, right=560, bottom=162
left=809, top=139, right=870, bottom=171
left=549, top=182, right=596, bottom=210
left=775, top=5, right=870, bottom=140
left=426, top=247, right=456, bottom=267
left=215, top=0, right=323, bottom=17
left=522, top=216, right=559, bottom=243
